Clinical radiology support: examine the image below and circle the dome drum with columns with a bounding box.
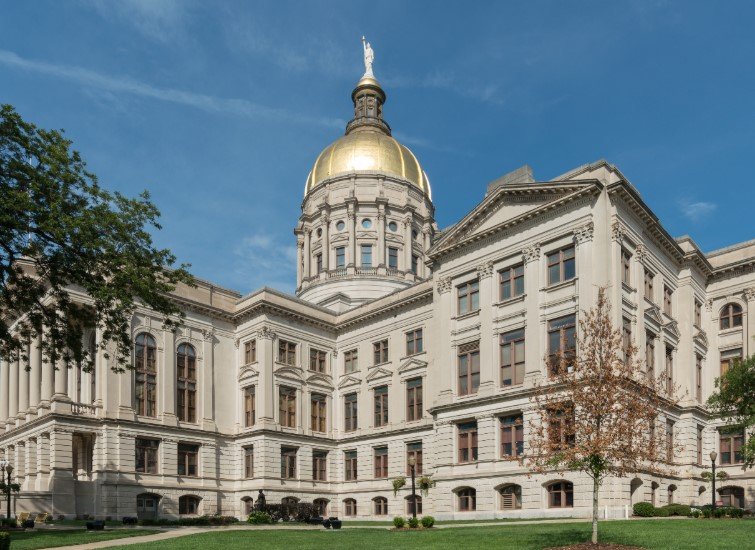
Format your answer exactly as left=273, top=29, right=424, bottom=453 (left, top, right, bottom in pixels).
left=296, top=64, right=436, bottom=311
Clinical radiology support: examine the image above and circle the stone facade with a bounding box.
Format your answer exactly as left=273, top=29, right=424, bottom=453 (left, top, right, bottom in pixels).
left=0, top=73, right=753, bottom=521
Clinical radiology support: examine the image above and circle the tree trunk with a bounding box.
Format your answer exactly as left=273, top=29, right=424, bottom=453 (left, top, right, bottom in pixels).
left=592, top=475, right=599, bottom=544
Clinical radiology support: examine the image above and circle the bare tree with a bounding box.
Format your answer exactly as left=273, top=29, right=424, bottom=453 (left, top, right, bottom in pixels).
left=527, top=288, right=682, bottom=544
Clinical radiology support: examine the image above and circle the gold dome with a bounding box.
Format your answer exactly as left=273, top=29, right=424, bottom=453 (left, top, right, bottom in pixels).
left=305, top=128, right=431, bottom=197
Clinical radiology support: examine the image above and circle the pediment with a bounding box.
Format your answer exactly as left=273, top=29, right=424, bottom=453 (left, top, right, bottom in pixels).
left=307, top=372, right=335, bottom=389
left=398, top=357, right=428, bottom=374
left=338, top=375, right=361, bottom=389
left=429, top=183, right=596, bottom=257
left=365, top=366, right=392, bottom=382
left=238, top=365, right=259, bottom=381
left=356, top=231, right=375, bottom=240
left=332, top=233, right=349, bottom=243
left=274, top=365, right=304, bottom=382
left=693, top=328, right=709, bottom=349
left=663, top=319, right=681, bottom=339
left=644, top=304, right=663, bottom=325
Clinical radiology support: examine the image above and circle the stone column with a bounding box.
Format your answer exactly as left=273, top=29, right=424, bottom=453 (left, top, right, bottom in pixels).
left=162, top=328, right=177, bottom=425
left=39, top=328, right=54, bottom=411
left=422, top=224, right=432, bottom=278
left=575, top=221, right=595, bottom=310
left=257, top=327, right=276, bottom=425
left=303, top=229, right=311, bottom=280
left=52, top=355, right=71, bottom=412
left=296, top=235, right=304, bottom=289
left=18, top=346, right=29, bottom=420
left=118, top=354, right=135, bottom=420
left=201, top=329, right=216, bottom=430
left=36, top=434, right=50, bottom=491
left=434, top=277, right=453, bottom=406
left=8, top=357, right=18, bottom=424
left=403, top=213, right=413, bottom=280
left=29, top=335, right=42, bottom=411
left=477, top=261, right=495, bottom=396
left=24, top=438, right=37, bottom=491
left=347, top=200, right=357, bottom=274
left=14, top=443, right=25, bottom=483
left=321, top=211, right=330, bottom=273
left=0, top=358, right=9, bottom=426
left=744, top=288, right=755, bottom=358
left=377, top=202, right=386, bottom=269
left=523, top=244, right=542, bottom=385
left=93, top=326, right=104, bottom=408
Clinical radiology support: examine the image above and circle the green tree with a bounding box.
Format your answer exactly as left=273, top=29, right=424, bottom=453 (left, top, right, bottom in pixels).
left=1, top=104, right=193, bottom=372
left=708, top=354, right=755, bottom=467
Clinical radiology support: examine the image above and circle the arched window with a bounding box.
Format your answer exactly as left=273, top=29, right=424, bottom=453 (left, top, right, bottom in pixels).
left=667, top=484, right=676, bottom=504
left=499, top=484, right=522, bottom=510
left=178, top=495, right=200, bottom=515
left=373, top=496, right=388, bottom=516
left=134, top=333, right=157, bottom=417
left=719, top=486, right=745, bottom=508
left=177, top=343, right=197, bottom=422
left=650, top=481, right=658, bottom=506
left=457, top=488, right=476, bottom=511
left=406, top=495, right=422, bottom=515
left=343, top=498, right=357, bottom=517
left=547, top=481, right=573, bottom=508
left=720, top=303, right=743, bottom=330
left=242, top=496, right=254, bottom=516
left=281, top=496, right=299, bottom=507
left=136, top=493, right=161, bottom=520
left=630, top=478, right=643, bottom=505
left=313, top=498, right=329, bottom=516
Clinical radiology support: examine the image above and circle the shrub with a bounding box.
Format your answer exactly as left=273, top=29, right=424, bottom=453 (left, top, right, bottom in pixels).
left=662, top=504, right=691, bottom=516
left=0, top=518, right=16, bottom=528
left=633, top=502, right=656, bottom=517
left=407, top=517, right=419, bottom=528
left=247, top=511, right=274, bottom=525
left=420, top=516, right=435, bottom=528
left=654, top=507, right=670, bottom=517
left=393, top=516, right=406, bottom=528
left=0, top=532, right=9, bottom=550
left=690, top=507, right=702, bottom=518
left=702, top=508, right=712, bottom=518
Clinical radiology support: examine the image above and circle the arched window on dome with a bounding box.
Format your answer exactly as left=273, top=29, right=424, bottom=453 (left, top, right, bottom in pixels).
left=134, top=333, right=157, bottom=417
left=720, top=303, right=743, bottom=330
left=177, top=343, right=197, bottom=423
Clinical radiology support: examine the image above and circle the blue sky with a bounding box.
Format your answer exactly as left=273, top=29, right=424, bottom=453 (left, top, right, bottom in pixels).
left=2, top=1, right=754, bottom=294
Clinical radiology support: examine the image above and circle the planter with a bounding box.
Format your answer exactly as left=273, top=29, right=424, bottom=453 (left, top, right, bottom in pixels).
left=86, top=520, right=105, bottom=531
left=331, top=520, right=342, bottom=530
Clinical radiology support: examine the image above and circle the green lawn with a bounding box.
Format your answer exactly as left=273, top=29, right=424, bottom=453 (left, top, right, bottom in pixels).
left=341, top=517, right=573, bottom=526
left=7, top=528, right=158, bottom=549
left=106, top=520, right=754, bottom=550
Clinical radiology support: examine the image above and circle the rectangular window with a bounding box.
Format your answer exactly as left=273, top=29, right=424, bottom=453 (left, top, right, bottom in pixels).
left=663, top=285, right=673, bottom=316
left=500, top=264, right=525, bottom=300
left=411, top=254, right=419, bottom=275
left=666, top=420, right=675, bottom=462
left=621, top=249, right=631, bottom=285
left=500, top=414, right=524, bottom=457
left=280, top=447, right=297, bottom=479
left=311, top=393, right=326, bottom=433
left=344, top=393, right=358, bottom=432
left=720, top=348, right=742, bottom=377
left=374, top=385, right=388, bottom=427
left=696, top=355, right=703, bottom=402
left=719, top=429, right=745, bottom=465
left=406, top=377, right=423, bottom=422
left=178, top=444, right=198, bottom=477
left=458, top=421, right=478, bottom=463
left=644, top=269, right=654, bottom=302
left=548, top=315, right=576, bottom=376
left=313, top=450, right=327, bottom=481
left=457, top=280, right=480, bottom=315
left=696, top=426, right=703, bottom=465
left=622, top=318, right=632, bottom=362
left=344, top=349, right=358, bottom=373
left=278, top=339, right=297, bottom=366
left=135, top=438, right=159, bottom=474
left=309, top=348, right=327, bottom=373
left=244, top=386, right=255, bottom=427
left=406, top=329, right=423, bottom=355
left=549, top=406, right=575, bottom=450
left=388, top=247, right=398, bottom=269
left=244, top=446, right=254, bottom=478
left=406, top=441, right=423, bottom=475
left=547, top=245, right=576, bottom=285
left=694, top=300, right=702, bottom=327
left=374, top=446, right=388, bottom=478
left=279, top=386, right=296, bottom=428
left=373, top=339, right=389, bottom=365
left=500, top=329, right=525, bottom=387
left=665, top=347, right=674, bottom=395
left=335, top=246, right=346, bottom=268
left=458, top=341, right=480, bottom=396
left=361, top=244, right=372, bottom=267
left=646, top=332, right=656, bottom=380
left=344, top=450, right=358, bottom=481
left=244, top=340, right=256, bottom=364
left=316, top=253, right=323, bottom=274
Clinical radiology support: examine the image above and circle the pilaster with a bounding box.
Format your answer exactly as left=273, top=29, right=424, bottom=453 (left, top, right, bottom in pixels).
left=477, top=261, right=495, bottom=395
left=161, top=328, right=178, bottom=425
left=201, top=329, right=216, bottom=431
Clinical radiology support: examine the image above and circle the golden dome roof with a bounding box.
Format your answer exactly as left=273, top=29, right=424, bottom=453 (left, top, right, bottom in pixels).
left=305, top=128, right=431, bottom=197
left=304, top=72, right=431, bottom=198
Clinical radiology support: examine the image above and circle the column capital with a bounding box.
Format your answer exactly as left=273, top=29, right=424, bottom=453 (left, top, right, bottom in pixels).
left=256, top=326, right=277, bottom=340
left=575, top=221, right=595, bottom=245
left=477, top=261, right=494, bottom=279
left=743, top=287, right=755, bottom=302
left=523, top=243, right=541, bottom=264
left=436, top=276, right=452, bottom=294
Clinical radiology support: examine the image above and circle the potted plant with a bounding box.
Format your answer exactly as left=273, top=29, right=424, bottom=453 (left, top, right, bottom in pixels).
left=417, top=475, right=435, bottom=496
left=392, top=476, right=406, bottom=496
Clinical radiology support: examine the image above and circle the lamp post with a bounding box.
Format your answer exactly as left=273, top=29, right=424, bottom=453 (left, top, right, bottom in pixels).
left=0, top=460, right=12, bottom=520
left=408, top=455, right=417, bottom=520
left=710, top=451, right=718, bottom=512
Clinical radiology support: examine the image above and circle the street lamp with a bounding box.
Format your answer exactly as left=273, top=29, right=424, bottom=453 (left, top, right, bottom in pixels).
left=408, top=455, right=417, bottom=520
left=709, top=451, right=717, bottom=512
left=0, top=460, right=12, bottom=520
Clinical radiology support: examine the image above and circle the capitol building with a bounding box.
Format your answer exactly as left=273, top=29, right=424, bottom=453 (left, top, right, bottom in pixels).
left=1, top=56, right=753, bottom=521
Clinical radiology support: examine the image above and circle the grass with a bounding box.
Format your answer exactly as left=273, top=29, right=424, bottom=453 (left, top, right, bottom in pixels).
left=106, top=519, right=755, bottom=550
left=341, top=517, right=573, bottom=526
left=7, top=528, right=158, bottom=549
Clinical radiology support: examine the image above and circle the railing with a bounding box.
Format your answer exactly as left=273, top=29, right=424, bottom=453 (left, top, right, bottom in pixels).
left=71, top=402, right=98, bottom=416
left=356, top=267, right=377, bottom=276
left=328, top=268, right=348, bottom=279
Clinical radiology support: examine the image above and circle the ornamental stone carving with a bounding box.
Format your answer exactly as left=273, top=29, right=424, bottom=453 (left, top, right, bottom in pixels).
left=705, top=299, right=713, bottom=312
left=257, top=326, right=277, bottom=340
left=436, top=277, right=452, bottom=294
left=523, top=244, right=541, bottom=264
left=575, top=221, right=595, bottom=245
left=743, top=287, right=755, bottom=302
left=635, top=243, right=648, bottom=263
left=202, top=329, right=214, bottom=342
left=611, top=221, right=624, bottom=242
left=477, top=261, right=494, bottom=279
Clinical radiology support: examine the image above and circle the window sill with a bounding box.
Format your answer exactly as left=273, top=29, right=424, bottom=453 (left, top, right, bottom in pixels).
left=453, top=310, right=480, bottom=321
left=718, top=327, right=743, bottom=336
left=621, top=282, right=635, bottom=294
left=543, top=277, right=577, bottom=292
left=275, top=361, right=300, bottom=369
left=242, top=360, right=259, bottom=367
left=494, top=294, right=526, bottom=307
left=401, top=351, right=426, bottom=361
left=371, top=361, right=391, bottom=369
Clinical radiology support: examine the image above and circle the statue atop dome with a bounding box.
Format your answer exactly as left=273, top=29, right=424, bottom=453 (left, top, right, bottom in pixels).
left=362, top=36, right=374, bottom=77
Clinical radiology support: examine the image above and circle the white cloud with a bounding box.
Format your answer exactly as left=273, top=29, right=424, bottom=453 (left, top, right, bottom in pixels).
left=0, top=49, right=344, bottom=129
left=84, top=0, right=193, bottom=43
left=232, top=233, right=297, bottom=293
left=680, top=199, right=717, bottom=221
left=383, top=70, right=505, bottom=106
